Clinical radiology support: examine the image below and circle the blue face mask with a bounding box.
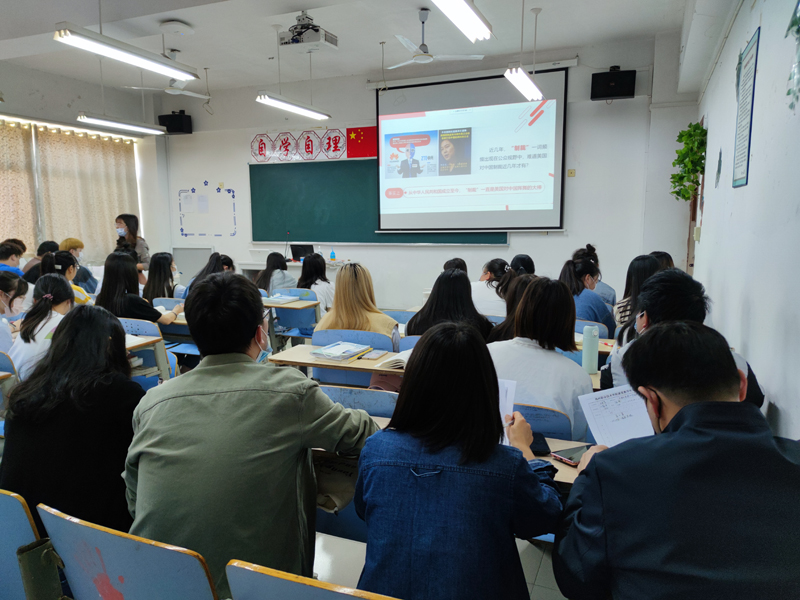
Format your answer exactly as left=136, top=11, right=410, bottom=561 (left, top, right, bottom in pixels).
left=116, top=227, right=126, bottom=237
left=256, top=327, right=271, bottom=363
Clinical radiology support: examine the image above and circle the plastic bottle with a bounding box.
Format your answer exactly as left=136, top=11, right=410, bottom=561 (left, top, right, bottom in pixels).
left=582, top=325, right=599, bottom=374
left=330, top=247, right=336, bottom=262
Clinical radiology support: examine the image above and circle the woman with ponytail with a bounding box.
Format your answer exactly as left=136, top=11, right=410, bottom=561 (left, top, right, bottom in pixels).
left=470, top=258, right=516, bottom=317
left=572, top=244, right=616, bottom=306
left=559, top=256, right=616, bottom=334
left=9, top=274, right=74, bottom=379
left=40, top=250, right=93, bottom=305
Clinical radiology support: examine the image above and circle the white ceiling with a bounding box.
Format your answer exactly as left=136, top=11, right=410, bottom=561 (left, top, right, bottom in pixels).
left=3, top=0, right=686, bottom=95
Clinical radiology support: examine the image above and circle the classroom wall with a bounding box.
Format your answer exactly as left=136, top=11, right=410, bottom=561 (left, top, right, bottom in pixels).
left=694, top=0, right=800, bottom=438
left=137, top=36, right=697, bottom=309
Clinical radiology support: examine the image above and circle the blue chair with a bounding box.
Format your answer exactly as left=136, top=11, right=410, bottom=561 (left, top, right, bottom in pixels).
left=311, top=330, right=393, bottom=387
left=513, top=403, right=572, bottom=441
left=399, top=335, right=420, bottom=351
left=381, top=310, right=416, bottom=324
left=153, top=298, right=200, bottom=357
left=0, top=351, right=17, bottom=377
left=6, top=312, right=24, bottom=323
left=316, top=502, right=368, bottom=544
left=320, top=385, right=397, bottom=418
left=38, top=505, right=217, bottom=600
left=485, top=314, right=505, bottom=325
left=258, top=289, right=269, bottom=298
left=227, top=560, right=399, bottom=600
left=273, top=288, right=318, bottom=340
left=0, top=490, right=39, bottom=600
left=557, top=348, right=582, bottom=366
left=120, top=319, right=175, bottom=389
left=575, top=319, right=609, bottom=339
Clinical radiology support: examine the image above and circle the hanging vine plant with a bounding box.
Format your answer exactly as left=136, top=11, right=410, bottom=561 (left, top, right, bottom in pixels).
left=670, top=122, right=707, bottom=201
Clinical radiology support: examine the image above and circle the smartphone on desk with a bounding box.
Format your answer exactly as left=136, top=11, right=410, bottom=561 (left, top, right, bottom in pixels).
left=530, top=432, right=551, bottom=457
left=550, top=444, right=592, bottom=467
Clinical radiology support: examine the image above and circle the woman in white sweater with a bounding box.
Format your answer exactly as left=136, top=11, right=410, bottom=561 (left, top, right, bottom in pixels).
left=488, top=276, right=592, bottom=441
left=297, top=253, right=334, bottom=317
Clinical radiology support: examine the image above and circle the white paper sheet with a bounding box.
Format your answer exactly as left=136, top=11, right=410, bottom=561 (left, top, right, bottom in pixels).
left=181, top=194, right=196, bottom=213
left=578, top=385, right=654, bottom=447
left=197, top=195, right=209, bottom=214
left=499, top=379, right=517, bottom=445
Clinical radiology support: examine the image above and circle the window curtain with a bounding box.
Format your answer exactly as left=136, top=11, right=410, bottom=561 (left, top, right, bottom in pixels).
left=0, top=122, right=37, bottom=244
left=36, top=129, right=138, bottom=262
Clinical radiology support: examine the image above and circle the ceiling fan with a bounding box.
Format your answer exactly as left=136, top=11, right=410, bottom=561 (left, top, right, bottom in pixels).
left=388, top=8, right=484, bottom=70
left=122, top=48, right=210, bottom=99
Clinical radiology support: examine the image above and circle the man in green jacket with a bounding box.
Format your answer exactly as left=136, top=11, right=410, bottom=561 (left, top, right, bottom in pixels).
left=124, top=272, right=378, bottom=597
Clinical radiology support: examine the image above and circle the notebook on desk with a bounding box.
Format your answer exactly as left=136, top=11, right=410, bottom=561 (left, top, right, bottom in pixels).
left=267, top=294, right=298, bottom=305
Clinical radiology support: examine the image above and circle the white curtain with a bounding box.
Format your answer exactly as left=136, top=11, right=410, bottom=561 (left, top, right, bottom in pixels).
left=0, top=122, right=37, bottom=245
left=36, top=129, right=139, bottom=262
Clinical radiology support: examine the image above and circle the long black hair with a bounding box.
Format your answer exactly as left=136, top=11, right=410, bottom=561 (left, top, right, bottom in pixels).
left=115, top=213, right=140, bottom=247
left=486, top=274, right=537, bottom=343
left=297, top=253, right=329, bottom=289
left=0, top=272, right=29, bottom=309
left=40, top=251, right=78, bottom=278
left=389, top=321, right=503, bottom=464
left=559, top=258, right=600, bottom=296
left=482, top=258, right=517, bottom=299
left=220, top=255, right=236, bottom=272
left=96, top=252, right=139, bottom=316
left=622, top=255, right=661, bottom=302
left=142, top=252, right=175, bottom=303
left=649, top=250, right=675, bottom=270
left=255, top=252, right=288, bottom=291
left=407, top=269, right=493, bottom=339
left=20, top=274, right=74, bottom=343
left=7, top=305, right=131, bottom=422
left=510, top=254, right=535, bottom=275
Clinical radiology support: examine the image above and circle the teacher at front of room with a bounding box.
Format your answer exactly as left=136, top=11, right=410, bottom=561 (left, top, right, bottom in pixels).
left=115, top=214, right=150, bottom=274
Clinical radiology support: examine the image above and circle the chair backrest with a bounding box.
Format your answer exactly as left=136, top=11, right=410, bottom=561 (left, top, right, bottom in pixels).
left=120, top=318, right=162, bottom=338
left=0, top=351, right=17, bottom=376
left=227, top=560, right=398, bottom=600
left=556, top=348, right=582, bottom=366
left=485, top=314, right=505, bottom=325
left=381, top=310, right=416, bottom=324
left=258, top=288, right=269, bottom=298
left=575, top=320, right=609, bottom=339
left=513, top=403, right=572, bottom=441
left=274, top=289, right=319, bottom=331
left=37, top=505, right=218, bottom=600
left=0, top=490, right=39, bottom=600
left=320, top=386, right=397, bottom=418
left=398, top=335, right=420, bottom=351
left=274, top=288, right=318, bottom=301
left=6, top=313, right=25, bottom=323
left=88, top=293, right=98, bottom=302
left=153, top=297, right=183, bottom=310
left=311, top=330, right=393, bottom=386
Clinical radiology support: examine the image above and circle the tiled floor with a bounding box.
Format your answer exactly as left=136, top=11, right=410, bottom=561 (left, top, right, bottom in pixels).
left=313, top=534, right=567, bottom=599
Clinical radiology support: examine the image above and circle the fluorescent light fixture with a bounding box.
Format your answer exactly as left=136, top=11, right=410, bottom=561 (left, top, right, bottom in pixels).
left=255, top=92, right=331, bottom=120
left=504, top=63, right=544, bottom=101
left=77, top=112, right=166, bottom=135
left=54, top=22, right=199, bottom=81
left=430, top=0, right=492, bottom=43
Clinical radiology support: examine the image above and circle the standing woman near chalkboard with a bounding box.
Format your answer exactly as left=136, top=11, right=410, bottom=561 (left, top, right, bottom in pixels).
left=115, top=214, right=150, bottom=272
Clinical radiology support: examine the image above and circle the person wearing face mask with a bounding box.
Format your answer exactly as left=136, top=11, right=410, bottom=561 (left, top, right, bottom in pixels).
left=124, top=272, right=377, bottom=598
left=115, top=214, right=150, bottom=272
left=60, top=238, right=98, bottom=294
left=40, top=251, right=93, bottom=305
left=142, top=252, right=186, bottom=303
left=558, top=257, right=616, bottom=335
left=0, top=242, right=26, bottom=277
left=553, top=321, right=800, bottom=600
left=0, top=272, right=29, bottom=346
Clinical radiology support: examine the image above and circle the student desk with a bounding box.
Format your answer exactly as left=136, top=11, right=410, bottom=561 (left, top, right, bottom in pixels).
left=575, top=339, right=614, bottom=356
left=127, top=335, right=171, bottom=381
left=0, top=372, right=12, bottom=382
left=262, top=298, right=321, bottom=351
left=271, top=345, right=603, bottom=392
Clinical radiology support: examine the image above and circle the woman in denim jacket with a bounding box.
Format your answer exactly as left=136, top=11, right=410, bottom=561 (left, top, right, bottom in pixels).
left=355, top=322, right=563, bottom=600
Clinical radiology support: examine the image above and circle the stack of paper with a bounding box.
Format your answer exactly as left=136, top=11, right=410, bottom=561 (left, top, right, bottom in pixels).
left=578, top=385, right=654, bottom=447
left=310, top=342, right=372, bottom=363
left=267, top=294, right=298, bottom=305
left=376, top=349, right=413, bottom=369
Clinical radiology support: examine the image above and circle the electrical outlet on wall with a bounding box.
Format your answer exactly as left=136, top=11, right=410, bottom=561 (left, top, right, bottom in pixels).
left=567, top=169, right=576, bottom=177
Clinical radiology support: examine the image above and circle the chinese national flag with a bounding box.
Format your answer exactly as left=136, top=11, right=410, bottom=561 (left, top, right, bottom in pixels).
left=346, top=126, right=377, bottom=158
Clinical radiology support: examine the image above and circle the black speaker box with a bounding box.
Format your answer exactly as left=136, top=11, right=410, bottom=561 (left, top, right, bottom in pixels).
left=158, top=110, right=192, bottom=134
left=590, top=69, right=636, bottom=101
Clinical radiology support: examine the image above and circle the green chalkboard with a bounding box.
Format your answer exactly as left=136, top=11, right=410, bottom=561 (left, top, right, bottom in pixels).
left=249, top=160, right=507, bottom=244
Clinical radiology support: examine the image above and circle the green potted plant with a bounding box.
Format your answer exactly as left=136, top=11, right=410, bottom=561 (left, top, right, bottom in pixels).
left=670, top=122, right=707, bottom=201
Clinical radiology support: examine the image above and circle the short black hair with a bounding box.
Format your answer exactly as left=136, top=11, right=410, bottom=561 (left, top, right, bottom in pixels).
left=510, top=254, right=535, bottom=275
left=2, top=239, right=27, bottom=253
left=185, top=272, right=264, bottom=356
left=649, top=250, right=674, bottom=270
left=37, top=241, right=59, bottom=256
left=515, top=277, right=577, bottom=352
left=637, top=269, right=709, bottom=324
left=0, top=242, right=24, bottom=260
left=388, top=321, right=502, bottom=464
left=443, top=258, right=467, bottom=274
left=623, top=321, right=740, bottom=405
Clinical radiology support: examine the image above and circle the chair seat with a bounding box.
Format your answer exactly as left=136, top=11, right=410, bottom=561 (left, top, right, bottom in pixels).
left=277, top=328, right=313, bottom=339
left=166, top=343, right=201, bottom=356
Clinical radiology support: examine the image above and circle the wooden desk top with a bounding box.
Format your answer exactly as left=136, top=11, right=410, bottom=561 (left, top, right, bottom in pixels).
left=590, top=371, right=600, bottom=391
left=0, top=371, right=13, bottom=382
left=172, top=314, right=188, bottom=326
left=270, top=345, right=403, bottom=376
left=575, top=339, right=615, bottom=356
left=126, top=335, right=163, bottom=351
left=262, top=298, right=320, bottom=310
left=370, top=415, right=584, bottom=486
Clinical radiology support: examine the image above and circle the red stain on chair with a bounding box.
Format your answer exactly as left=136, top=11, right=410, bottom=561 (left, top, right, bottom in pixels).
left=92, top=547, right=125, bottom=600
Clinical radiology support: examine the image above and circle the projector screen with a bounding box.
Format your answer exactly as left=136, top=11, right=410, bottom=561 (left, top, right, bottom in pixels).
left=377, top=69, right=567, bottom=231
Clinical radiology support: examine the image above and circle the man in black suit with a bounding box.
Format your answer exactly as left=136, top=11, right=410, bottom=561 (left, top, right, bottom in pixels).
left=396, top=144, right=422, bottom=178
left=554, top=321, right=800, bottom=600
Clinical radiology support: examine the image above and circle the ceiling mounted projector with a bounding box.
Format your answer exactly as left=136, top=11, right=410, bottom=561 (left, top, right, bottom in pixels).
left=278, top=11, right=338, bottom=53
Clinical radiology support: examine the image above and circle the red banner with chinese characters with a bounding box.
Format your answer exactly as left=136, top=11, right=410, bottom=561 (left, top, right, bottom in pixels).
left=250, top=127, right=376, bottom=163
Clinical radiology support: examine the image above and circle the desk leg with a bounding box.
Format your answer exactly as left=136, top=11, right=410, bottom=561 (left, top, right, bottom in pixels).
left=154, top=341, right=171, bottom=381
left=268, top=312, right=279, bottom=354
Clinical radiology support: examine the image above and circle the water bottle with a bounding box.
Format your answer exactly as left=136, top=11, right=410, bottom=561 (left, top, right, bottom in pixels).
left=330, top=247, right=336, bottom=262
left=582, top=325, right=599, bottom=374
